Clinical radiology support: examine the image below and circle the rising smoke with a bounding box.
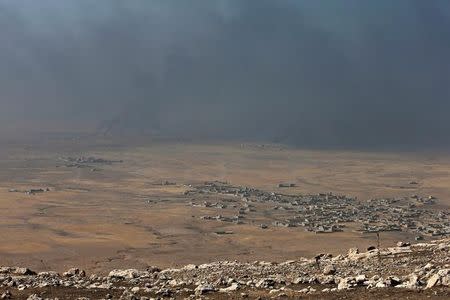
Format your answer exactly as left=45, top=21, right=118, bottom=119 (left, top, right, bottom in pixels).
left=1, top=0, right=450, bottom=148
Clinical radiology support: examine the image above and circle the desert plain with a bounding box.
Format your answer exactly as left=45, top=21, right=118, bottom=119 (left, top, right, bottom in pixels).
left=1, top=134, right=449, bottom=274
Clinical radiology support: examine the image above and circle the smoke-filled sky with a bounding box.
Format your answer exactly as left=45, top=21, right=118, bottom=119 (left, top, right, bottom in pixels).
left=1, top=0, right=450, bottom=148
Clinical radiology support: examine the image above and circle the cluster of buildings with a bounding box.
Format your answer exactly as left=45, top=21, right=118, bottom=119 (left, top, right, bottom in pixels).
left=188, top=181, right=450, bottom=237
left=59, top=156, right=122, bottom=168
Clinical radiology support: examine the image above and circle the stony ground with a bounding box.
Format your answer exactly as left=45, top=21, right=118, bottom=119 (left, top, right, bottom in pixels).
left=1, top=238, right=449, bottom=299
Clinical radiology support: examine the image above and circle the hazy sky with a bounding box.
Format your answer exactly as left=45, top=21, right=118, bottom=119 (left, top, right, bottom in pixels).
left=1, top=0, right=450, bottom=148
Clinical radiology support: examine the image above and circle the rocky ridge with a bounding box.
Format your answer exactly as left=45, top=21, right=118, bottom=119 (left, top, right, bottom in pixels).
left=1, top=238, right=449, bottom=299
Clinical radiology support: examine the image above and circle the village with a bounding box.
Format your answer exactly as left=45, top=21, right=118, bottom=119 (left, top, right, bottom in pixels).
left=186, top=181, right=450, bottom=238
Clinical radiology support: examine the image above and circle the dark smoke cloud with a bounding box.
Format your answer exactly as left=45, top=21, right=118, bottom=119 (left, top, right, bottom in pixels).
left=1, top=0, right=450, bottom=148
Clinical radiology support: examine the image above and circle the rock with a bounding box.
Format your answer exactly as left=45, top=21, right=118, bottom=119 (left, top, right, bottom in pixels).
left=108, top=269, right=140, bottom=279
left=355, top=274, right=366, bottom=284
left=131, top=287, right=140, bottom=293
left=367, top=246, right=376, bottom=251
left=323, top=265, right=336, bottom=275
left=437, top=269, right=450, bottom=277
left=438, top=243, right=449, bottom=251
left=37, top=271, right=59, bottom=277
left=182, top=264, right=197, bottom=271
left=146, top=266, right=161, bottom=273
left=26, top=295, right=42, bottom=300
left=63, top=267, right=86, bottom=277
left=155, top=288, right=172, bottom=297
left=195, top=284, right=216, bottom=295
left=423, top=263, right=434, bottom=271
left=89, top=283, right=112, bottom=289
left=426, top=274, right=440, bottom=289
left=397, top=241, right=410, bottom=247
left=255, top=278, right=275, bottom=288
left=314, top=253, right=326, bottom=260
left=17, top=284, right=26, bottom=291
left=168, top=279, right=181, bottom=287
left=337, top=278, right=351, bottom=290
left=120, top=289, right=138, bottom=300
left=13, top=267, right=36, bottom=276
left=219, top=282, right=239, bottom=292
left=0, top=290, right=11, bottom=300
left=387, top=247, right=412, bottom=255
left=292, top=277, right=307, bottom=284
left=385, top=276, right=401, bottom=287
left=428, top=269, right=450, bottom=287
left=317, top=275, right=335, bottom=285
left=441, top=274, right=450, bottom=287
left=308, top=276, right=318, bottom=284
left=348, top=248, right=359, bottom=256
left=332, top=254, right=344, bottom=262
left=280, top=260, right=296, bottom=266
left=401, top=273, right=419, bottom=289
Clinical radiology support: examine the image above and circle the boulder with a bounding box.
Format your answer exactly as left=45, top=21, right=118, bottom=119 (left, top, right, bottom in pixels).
left=423, top=263, right=434, bottom=271
left=0, top=267, right=12, bottom=274
left=63, top=267, right=86, bottom=277
left=317, top=275, right=335, bottom=284
left=13, top=267, right=36, bottom=276
left=37, top=271, right=59, bottom=278
left=437, top=269, right=450, bottom=277
left=195, top=284, right=216, bottom=295
left=402, top=273, right=419, bottom=289
left=355, top=274, right=366, bottom=284
left=323, top=265, right=336, bottom=275
left=0, top=290, right=11, bottom=300
left=397, top=241, right=411, bottom=247
left=347, top=248, right=359, bottom=256
left=120, top=289, right=138, bottom=300
left=108, top=269, right=140, bottom=279
left=426, top=274, right=441, bottom=289
left=255, top=278, right=275, bottom=288
left=385, top=276, right=402, bottom=287
left=441, top=275, right=450, bottom=287
left=219, top=283, right=239, bottom=293
left=438, top=243, right=449, bottom=251
left=337, top=278, right=352, bottom=290
left=182, top=264, right=197, bottom=271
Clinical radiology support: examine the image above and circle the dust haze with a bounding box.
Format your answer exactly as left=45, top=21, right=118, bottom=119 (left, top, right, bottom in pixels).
left=1, top=0, right=450, bottom=148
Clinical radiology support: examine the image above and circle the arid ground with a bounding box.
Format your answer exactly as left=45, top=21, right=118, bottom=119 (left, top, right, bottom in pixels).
left=1, top=135, right=449, bottom=274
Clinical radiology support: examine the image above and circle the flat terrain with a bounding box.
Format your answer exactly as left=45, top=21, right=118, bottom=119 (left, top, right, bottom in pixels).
left=0, top=135, right=449, bottom=273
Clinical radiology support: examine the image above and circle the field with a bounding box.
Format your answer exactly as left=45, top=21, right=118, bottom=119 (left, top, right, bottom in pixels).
left=1, top=135, right=449, bottom=274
